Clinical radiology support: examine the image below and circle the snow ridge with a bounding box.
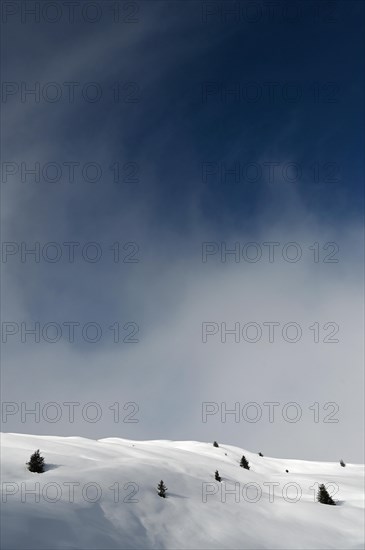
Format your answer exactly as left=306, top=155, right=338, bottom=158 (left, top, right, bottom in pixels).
left=1, top=433, right=364, bottom=549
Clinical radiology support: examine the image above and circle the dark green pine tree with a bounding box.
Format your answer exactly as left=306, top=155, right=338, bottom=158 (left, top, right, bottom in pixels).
left=157, top=480, right=167, bottom=498
left=215, top=470, right=221, bottom=482
left=240, top=455, right=250, bottom=470
left=26, top=450, right=45, bottom=473
left=340, top=459, right=346, bottom=467
left=258, top=452, right=264, bottom=457
left=317, top=483, right=336, bottom=505
left=213, top=441, right=219, bottom=448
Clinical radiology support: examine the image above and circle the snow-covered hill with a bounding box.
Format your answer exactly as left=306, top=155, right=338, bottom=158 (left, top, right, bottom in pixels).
left=1, top=433, right=364, bottom=549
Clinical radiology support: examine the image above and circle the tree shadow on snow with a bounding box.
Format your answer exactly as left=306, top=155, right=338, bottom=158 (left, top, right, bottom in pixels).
left=166, top=492, right=189, bottom=499
left=44, top=463, right=61, bottom=472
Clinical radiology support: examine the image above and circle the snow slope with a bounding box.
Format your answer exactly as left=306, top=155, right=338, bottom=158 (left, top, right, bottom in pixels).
left=1, top=433, right=364, bottom=549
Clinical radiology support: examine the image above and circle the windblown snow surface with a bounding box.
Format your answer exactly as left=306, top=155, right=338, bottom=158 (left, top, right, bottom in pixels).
left=0, top=433, right=364, bottom=549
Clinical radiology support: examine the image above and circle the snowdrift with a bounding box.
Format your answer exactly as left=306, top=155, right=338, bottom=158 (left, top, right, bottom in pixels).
left=1, top=433, right=364, bottom=549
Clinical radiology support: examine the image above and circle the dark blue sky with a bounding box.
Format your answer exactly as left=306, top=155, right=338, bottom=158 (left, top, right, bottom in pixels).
left=3, top=0, right=364, bottom=233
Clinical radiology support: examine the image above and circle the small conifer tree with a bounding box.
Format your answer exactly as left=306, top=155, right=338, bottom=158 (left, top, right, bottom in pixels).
left=317, top=483, right=336, bottom=505
left=215, top=470, right=221, bottom=482
left=213, top=441, right=219, bottom=448
left=26, top=450, right=45, bottom=473
left=240, top=455, right=250, bottom=470
left=340, top=459, right=346, bottom=467
left=258, top=452, right=263, bottom=457
left=157, top=480, right=167, bottom=498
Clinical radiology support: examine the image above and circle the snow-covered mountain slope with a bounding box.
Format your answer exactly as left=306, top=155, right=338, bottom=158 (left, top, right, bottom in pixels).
left=1, top=433, right=364, bottom=550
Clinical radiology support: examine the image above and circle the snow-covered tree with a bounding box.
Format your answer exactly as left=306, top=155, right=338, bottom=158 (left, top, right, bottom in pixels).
left=317, top=484, right=336, bottom=505
left=240, top=455, right=250, bottom=470
left=26, top=450, right=45, bottom=473
left=157, top=480, right=167, bottom=498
